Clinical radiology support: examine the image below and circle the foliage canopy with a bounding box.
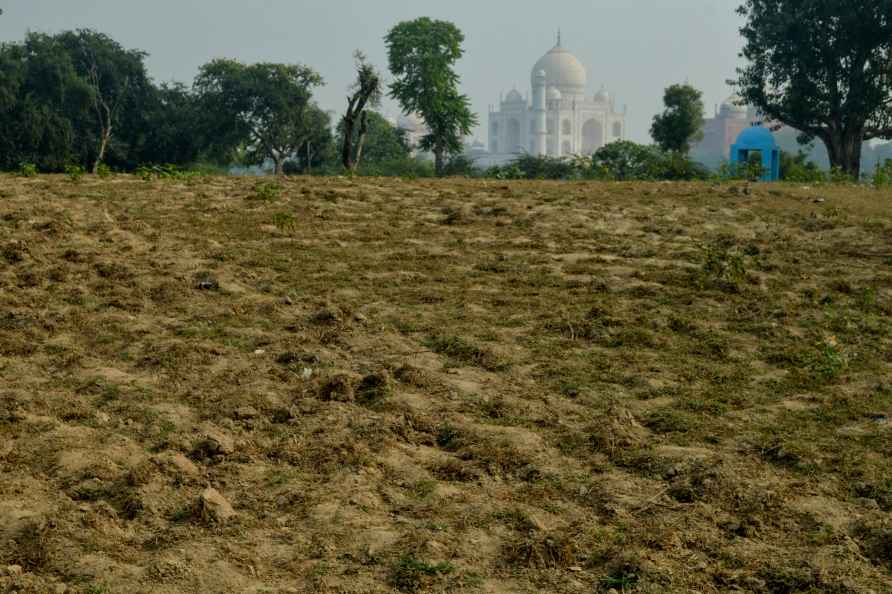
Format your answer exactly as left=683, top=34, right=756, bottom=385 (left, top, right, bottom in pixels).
left=386, top=18, right=477, bottom=176
left=735, top=0, right=892, bottom=176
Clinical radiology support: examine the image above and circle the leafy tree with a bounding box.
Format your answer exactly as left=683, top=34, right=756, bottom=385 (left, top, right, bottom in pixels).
left=0, top=34, right=87, bottom=170
left=337, top=111, right=410, bottom=168
left=735, top=0, right=892, bottom=177
left=650, top=84, right=705, bottom=154
left=385, top=18, right=477, bottom=176
left=288, top=104, right=335, bottom=174
left=136, top=82, right=207, bottom=166
left=195, top=59, right=323, bottom=174
left=56, top=30, right=151, bottom=173
left=0, top=30, right=153, bottom=172
left=341, top=51, right=382, bottom=172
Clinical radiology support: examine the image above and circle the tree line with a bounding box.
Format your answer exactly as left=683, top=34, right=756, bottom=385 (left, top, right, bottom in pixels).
left=0, top=18, right=474, bottom=177
left=3, top=2, right=892, bottom=180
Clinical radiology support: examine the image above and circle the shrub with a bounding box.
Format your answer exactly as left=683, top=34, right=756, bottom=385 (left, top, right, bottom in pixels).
left=873, top=159, right=892, bottom=188
left=65, top=164, right=86, bottom=182
left=699, top=240, right=748, bottom=292
left=95, top=163, right=112, bottom=178
left=389, top=555, right=454, bottom=593
left=717, top=158, right=767, bottom=182
left=592, top=141, right=665, bottom=180
left=253, top=181, right=283, bottom=201
left=358, top=157, right=435, bottom=178
left=486, top=154, right=591, bottom=180
left=591, top=141, right=708, bottom=181
left=782, top=151, right=826, bottom=183
left=17, top=162, right=38, bottom=178
left=135, top=164, right=199, bottom=181
left=440, top=154, right=481, bottom=177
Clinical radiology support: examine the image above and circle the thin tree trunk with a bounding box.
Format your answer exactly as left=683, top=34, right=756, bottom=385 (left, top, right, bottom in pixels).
left=434, top=147, right=446, bottom=177
left=353, top=111, right=369, bottom=172
left=274, top=156, right=284, bottom=176
left=93, top=126, right=111, bottom=174
left=342, top=96, right=359, bottom=171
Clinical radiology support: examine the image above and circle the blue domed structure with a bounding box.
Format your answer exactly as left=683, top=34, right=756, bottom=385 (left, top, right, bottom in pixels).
left=730, top=124, right=781, bottom=181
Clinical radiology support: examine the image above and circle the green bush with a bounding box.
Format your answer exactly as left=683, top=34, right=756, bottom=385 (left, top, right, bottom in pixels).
left=717, top=158, right=767, bottom=182
left=357, top=157, right=435, bottom=178
left=486, top=154, right=590, bottom=180
left=65, top=164, right=86, bottom=182
left=873, top=159, right=892, bottom=187
left=781, top=151, right=826, bottom=183
left=135, top=164, right=200, bottom=181
left=592, top=141, right=708, bottom=181
left=17, top=162, right=38, bottom=177
left=95, top=163, right=112, bottom=178
left=699, top=240, right=748, bottom=292
left=253, top=181, right=282, bottom=201
left=440, top=154, right=481, bottom=177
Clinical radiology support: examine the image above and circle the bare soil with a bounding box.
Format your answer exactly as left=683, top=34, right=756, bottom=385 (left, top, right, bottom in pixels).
left=1, top=175, right=891, bottom=593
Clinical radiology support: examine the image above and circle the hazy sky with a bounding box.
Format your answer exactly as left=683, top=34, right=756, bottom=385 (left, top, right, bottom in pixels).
left=0, top=0, right=746, bottom=143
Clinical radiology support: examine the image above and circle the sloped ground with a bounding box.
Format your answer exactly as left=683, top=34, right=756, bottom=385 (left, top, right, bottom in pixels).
left=1, top=175, right=891, bottom=594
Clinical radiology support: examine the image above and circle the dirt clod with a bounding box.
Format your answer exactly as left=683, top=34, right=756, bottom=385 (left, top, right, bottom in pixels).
left=199, top=487, right=236, bottom=524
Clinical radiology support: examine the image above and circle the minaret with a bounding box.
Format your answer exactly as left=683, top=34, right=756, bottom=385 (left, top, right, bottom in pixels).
left=532, top=69, right=547, bottom=156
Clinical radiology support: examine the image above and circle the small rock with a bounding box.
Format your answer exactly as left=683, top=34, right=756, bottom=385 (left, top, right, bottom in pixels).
left=95, top=411, right=111, bottom=425
left=301, top=367, right=314, bottom=380
left=234, top=406, right=259, bottom=420
left=192, top=428, right=235, bottom=459
left=253, top=349, right=266, bottom=356
left=353, top=312, right=368, bottom=323
left=165, top=453, right=200, bottom=476
left=282, top=295, right=294, bottom=306
left=813, top=197, right=826, bottom=204
left=199, top=487, right=236, bottom=523
left=318, top=374, right=357, bottom=402
left=3, top=565, right=23, bottom=576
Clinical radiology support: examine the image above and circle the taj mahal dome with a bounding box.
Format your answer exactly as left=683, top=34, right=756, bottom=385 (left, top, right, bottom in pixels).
left=483, top=36, right=627, bottom=165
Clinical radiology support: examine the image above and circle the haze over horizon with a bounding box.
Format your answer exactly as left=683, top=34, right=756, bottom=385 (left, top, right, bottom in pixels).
left=0, top=0, right=746, bottom=144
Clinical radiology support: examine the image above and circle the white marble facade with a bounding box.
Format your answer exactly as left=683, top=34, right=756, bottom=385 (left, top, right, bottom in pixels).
left=487, top=37, right=626, bottom=163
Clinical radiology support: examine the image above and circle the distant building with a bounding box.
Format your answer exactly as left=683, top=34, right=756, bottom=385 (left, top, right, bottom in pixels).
left=483, top=35, right=627, bottom=167
left=692, top=95, right=760, bottom=169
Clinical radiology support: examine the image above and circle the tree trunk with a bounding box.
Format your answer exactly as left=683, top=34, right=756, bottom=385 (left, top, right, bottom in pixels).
left=825, top=130, right=863, bottom=179
left=93, top=126, right=111, bottom=174
left=341, top=109, right=356, bottom=171
left=434, top=147, right=446, bottom=177
left=273, top=156, right=284, bottom=176
left=353, top=111, right=369, bottom=172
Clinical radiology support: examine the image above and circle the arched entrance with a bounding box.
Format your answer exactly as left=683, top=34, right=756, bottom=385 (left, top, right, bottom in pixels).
left=507, top=119, right=522, bottom=153
left=582, top=119, right=604, bottom=154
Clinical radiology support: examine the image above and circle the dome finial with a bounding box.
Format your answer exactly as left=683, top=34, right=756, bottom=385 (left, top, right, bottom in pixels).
left=557, top=29, right=562, bottom=47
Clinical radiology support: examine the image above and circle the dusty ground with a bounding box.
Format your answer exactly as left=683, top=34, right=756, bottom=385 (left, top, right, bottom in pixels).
left=1, top=174, right=891, bottom=594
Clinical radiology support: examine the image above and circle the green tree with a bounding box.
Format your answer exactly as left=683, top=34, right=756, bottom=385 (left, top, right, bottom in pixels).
left=341, top=51, right=382, bottom=172
left=136, top=83, right=207, bottom=166
left=736, top=0, right=892, bottom=177
left=56, top=30, right=151, bottom=173
left=650, top=84, right=705, bottom=154
left=195, top=59, right=323, bottom=175
left=337, top=111, right=410, bottom=167
left=0, top=30, right=153, bottom=172
left=385, top=18, right=477, bottom=176
left=290, top=104, right=335, bottom=174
